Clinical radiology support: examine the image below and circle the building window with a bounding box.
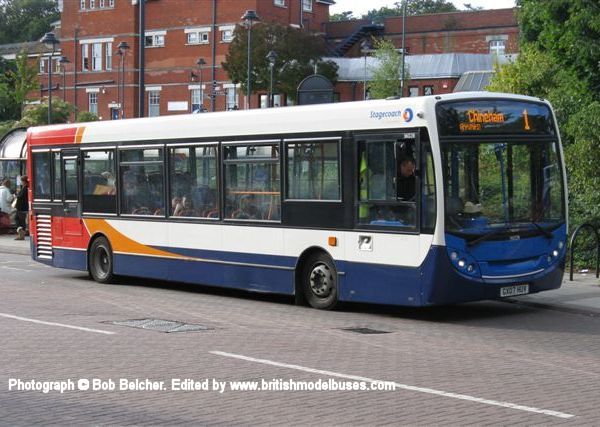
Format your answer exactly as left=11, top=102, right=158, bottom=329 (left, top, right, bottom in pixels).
left=39, top=58, right=46, bottom=74
left=105, top=42, right=112, bottom=70
left=81, top=44, right=89, bottom=71
left=91, top=43, right=102, bottom=71
left=287, top=140, right=341, bottom=200
left=489, top=39, right=506, bottom=55
left=54, top=58, right=61, bottom=73
left=274, top=0, right=285, bottom=6
left=169, top=146, right=219, bottom=218
left=423, top=86, right=434, bottom=96
left=120, top=148, right=164, bottom=215
left=89, top=92, right=98, bottom=115
left=223, top=144, right=280, bottom=221
left=187, top=31, right=210, bottom=45
left=221, top=29, right=234, bottom=43
left=80, top=0, right=85, bottom=10
left=302, top=0, right=312, bottom=12
left=109, top=0, right=114, bottom=7
left=89, top=0, right=95, bottom=9
left=99, top=0, right=105, bottom=7
left=408, top=86, right=418, bottom=97
left=145, top=33, right=165, bottom=47
left=191, top=88, right=204, bottom=113
left=148, top=91, right=160, bottom=117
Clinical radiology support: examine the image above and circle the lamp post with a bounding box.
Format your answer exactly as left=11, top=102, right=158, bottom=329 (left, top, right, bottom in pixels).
left=360, top=39, right=373, bottom=100
left=197, top=57, right=206, bottom=111
left=116, top=41, right=130, bottom=119
left=266, top=50, right=277, bottom=108
left=400, top=0, right=407, bottom=97
left=58, top=56, right=70, bottom=101
left=40, top=32, right=60, bottom=124
left=241, top=10, right=260, bottom=109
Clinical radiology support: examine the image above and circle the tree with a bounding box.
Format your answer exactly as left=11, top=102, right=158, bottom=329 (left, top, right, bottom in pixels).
left=16, top=98, right=74, bottom=127
left=517, top=0, right=600, bottom=98
left=0, top=0, right=59, bottom=44
left=0, top=52, right=40, bottom=121
left=329, top=11, right=355, bottom=21
left=76, top=111, right=99, bottom=123
left=368, top=39, right=405, bottom=99
left=363, top=0, right=458, bottom=22
left=222, top=23, right=338, bottom=102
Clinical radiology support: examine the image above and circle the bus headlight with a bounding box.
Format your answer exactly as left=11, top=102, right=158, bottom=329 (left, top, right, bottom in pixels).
left=552, top=250, right=559, bottom=257
left=457, top=259, right=466, bottom=268
left=447, top=247, right=480, bottom=277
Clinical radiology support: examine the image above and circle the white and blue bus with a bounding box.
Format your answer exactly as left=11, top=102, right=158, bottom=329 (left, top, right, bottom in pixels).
left=28, top=92, right=567, bottom=309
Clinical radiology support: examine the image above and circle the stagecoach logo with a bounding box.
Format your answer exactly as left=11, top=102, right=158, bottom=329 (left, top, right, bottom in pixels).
left=370, top=108, right=414, bottom=122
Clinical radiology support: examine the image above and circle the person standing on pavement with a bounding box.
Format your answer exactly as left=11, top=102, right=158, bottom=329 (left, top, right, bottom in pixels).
left=14, top=176, right=29, bottom=240
left=0, top=179, right=14, bottom=214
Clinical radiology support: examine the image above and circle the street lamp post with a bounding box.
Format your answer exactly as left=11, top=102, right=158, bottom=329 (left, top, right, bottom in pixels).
left=266, top=50, right=277, bottom=108
left=360, top=39, right=373, bottom=100
left=58, top=56, right=70, bottom=101
left=241, top=10, right=260, bottom=110
left=116, top=41, right=130, bottom=119
left=40, top=32, right=60, bottom=124
left=197, top=57, right=206, bottom=111
left=400, top=0, right=407, bottom=97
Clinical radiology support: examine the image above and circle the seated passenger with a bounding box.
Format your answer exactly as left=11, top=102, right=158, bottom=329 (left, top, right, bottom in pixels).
left=234, top=194, right=262, bottom=220
left=172, top=197, right=183, bottom=216
left=177, top=196, right=197, bottom=217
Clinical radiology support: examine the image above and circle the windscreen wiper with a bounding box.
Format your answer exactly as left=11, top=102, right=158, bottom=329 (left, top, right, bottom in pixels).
left=529, top=222, right=553, bottom=239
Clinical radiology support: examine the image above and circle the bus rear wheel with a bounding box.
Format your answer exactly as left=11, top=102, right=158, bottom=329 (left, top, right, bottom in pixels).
left=89, top=237, right=114, bottom=284
left=302, top=253, right=338, bottom=310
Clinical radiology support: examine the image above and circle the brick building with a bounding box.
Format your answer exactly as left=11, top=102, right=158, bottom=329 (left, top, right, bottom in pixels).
left=1, top=2, right=519, bottom=121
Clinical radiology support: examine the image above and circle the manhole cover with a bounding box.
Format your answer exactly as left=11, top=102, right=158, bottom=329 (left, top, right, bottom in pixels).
left=105, top=318, right=213, bottom=333
left=340, top=327, right=391, bottom=335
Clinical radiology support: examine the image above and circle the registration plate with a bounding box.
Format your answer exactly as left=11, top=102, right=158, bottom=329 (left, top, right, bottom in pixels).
left=500, top=284, right=529, bottom=298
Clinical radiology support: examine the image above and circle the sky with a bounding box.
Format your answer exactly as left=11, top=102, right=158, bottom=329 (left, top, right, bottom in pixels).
left=330, top=0, right=516, bottom=16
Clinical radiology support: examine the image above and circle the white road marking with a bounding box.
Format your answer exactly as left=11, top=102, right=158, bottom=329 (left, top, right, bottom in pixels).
left=0, top=312, right=116, bottom=335
left=210, top=350, right=574, bottom=420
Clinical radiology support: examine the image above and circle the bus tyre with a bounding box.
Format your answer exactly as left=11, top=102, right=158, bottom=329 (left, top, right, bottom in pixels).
left=302, top=254, right=338, bottom=310
left=89, top=237, right=114, bottom=284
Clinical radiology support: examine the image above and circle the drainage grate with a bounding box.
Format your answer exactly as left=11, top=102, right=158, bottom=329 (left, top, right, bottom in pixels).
left=105, top=319, right=213, bottom=333
left=340, top=327, right=391, bottom=335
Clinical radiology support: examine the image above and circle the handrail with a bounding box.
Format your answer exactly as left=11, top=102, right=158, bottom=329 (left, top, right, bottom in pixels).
left=569, top=223, right=600, bottom=281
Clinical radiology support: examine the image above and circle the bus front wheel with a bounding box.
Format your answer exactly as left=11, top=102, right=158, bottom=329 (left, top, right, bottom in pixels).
left=302, top=253, right=338, bottom=310
left=89, top=237, right=114, bottom=284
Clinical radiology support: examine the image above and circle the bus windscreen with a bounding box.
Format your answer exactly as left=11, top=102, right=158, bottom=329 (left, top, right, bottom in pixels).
left=436, top=100, right=555, bottom=137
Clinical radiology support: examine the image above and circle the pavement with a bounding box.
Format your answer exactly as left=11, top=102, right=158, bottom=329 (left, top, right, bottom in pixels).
left=1, top=233, right=599, bottom=314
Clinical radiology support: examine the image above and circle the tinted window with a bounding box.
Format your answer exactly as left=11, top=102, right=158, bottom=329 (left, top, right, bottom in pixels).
left=169, top=146, right=218, bottom=218
left=286, top=140, right=340, bottom=200
left=83, top=149, right=116, bottom=213
left=224, top=144, right=280, bottom=221
left=64, top=158, right=79, bottom=201
left=33, top=152, right=51, bottom=200
left=53, top=152, right=62, bottom=199
left=120, top=148, right=164, bottom=216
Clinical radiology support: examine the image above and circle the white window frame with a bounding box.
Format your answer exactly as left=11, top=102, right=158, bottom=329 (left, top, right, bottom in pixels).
left=81, top=44, right=89, bottom=71
left=54, top=58, right=61, bottom=73
left=89, top=92, right=98, bottom=115
left=489, top=39, right=506, bottom=55
left=89, top=0, right=95, bottom=9
left=80, top=0, right=85, bottom=10
left=186, top=29, right=210, bottom=45
left=105, top=42, right=112, bottom=70
left=109, top=0, right=114, bottom=7
left=221, top=29, right=233, bottom=42
left=91, top=42, right=102, bottom=71
left=190, top=88, right=203, bottom=112
left=148, top=90, right=160, bottom=117
left=99, top=0, right=105, bottom=7
left=302, top=0, right=312, bottom=12
left=274, top=0, right=285, bottom=6
left=39, top=58, right=46, bottom=74
left=145, top=31, right=166, bottom=48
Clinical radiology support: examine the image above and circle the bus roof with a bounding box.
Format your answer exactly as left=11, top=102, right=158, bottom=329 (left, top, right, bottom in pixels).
left=27, top=92, right=549, bottom=147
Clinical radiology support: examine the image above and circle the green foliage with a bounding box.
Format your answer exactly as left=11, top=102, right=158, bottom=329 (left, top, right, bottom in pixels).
left=517, top=0, right=600, bottom=99
left=363, top=0, right=458, bottom=22
left=329, top=11, right=355, bottom=21
left=222, top=23, right=338, bottom=102
left=368, top=39, right=404, bottom=99
left=16, top=98, right=74, bottom=127
left=75, top=111, right=99, bottom=123
left=0, top=0, right=59, bottom=44
left=0, top=120, right=17, bottom=138
left=0, top=52, right=40, bottom=121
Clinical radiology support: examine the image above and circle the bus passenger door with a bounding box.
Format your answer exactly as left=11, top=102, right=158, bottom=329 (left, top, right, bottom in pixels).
left=57, top=150, right=84, bottom=247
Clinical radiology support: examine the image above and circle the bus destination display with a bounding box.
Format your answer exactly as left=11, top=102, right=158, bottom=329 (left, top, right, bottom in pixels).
left=437, top=100, right=555, bottom=137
